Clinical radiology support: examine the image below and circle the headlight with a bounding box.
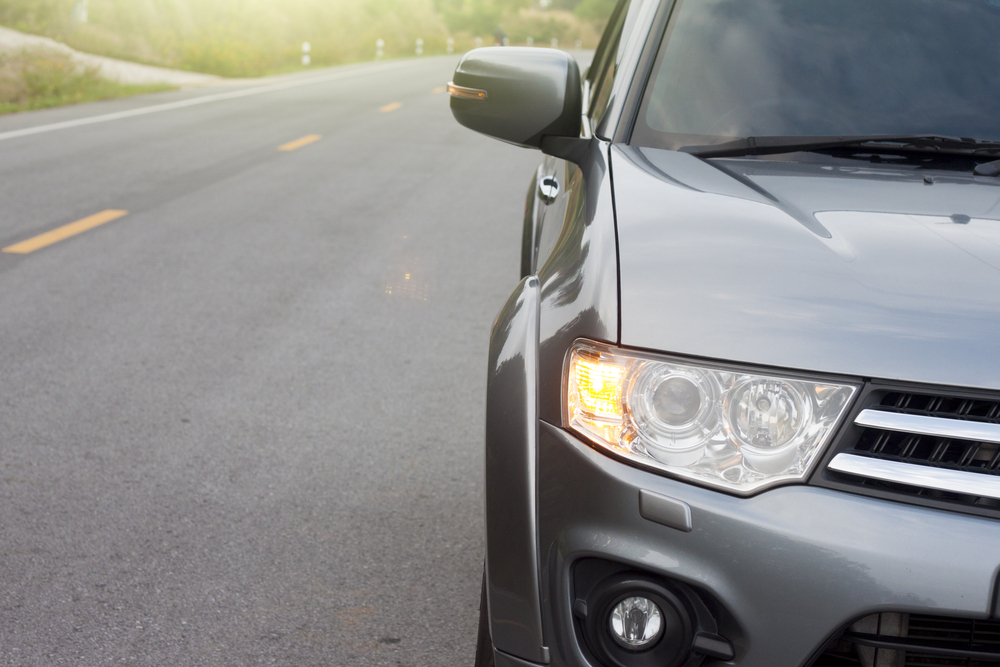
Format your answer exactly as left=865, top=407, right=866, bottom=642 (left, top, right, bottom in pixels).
left=564, top=340, right=858, bottom=494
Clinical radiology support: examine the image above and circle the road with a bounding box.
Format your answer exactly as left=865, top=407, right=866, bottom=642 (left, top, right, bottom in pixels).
left=0, top=56, right=553, bottom=666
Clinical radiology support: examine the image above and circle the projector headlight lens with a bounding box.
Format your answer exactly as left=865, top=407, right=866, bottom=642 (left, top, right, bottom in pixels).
left=565, top=341, right=857, bottom=493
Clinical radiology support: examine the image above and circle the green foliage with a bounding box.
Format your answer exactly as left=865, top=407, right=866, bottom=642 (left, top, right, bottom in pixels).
left=0, top=0, right=74, bottom=32
left=0, top=49, right=171, bottom=114
left=573, top=0, right=617, bottom=21
left=0, top=0, right=616, bottom=77
left=435, top=0, right=530, bottom=34
left=501, top=8, right=596, bottom=45
left=1, top=0, right=452, bottom=77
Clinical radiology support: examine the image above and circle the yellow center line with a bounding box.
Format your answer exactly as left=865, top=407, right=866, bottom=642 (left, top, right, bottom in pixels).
left=3, top=209, right=128, bottom=254
left=379, top=102, right=403, bottom=113
left=278, top=134, right=322, bottom=151
left=431, top=86, right=446, bottom=94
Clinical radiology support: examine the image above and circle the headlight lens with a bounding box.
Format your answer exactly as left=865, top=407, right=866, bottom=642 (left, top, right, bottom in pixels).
left=565, top=341, right=858, bottom=493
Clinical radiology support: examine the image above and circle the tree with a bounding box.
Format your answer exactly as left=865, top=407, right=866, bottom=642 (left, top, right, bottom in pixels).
left=434, top=0, right=530, bottom=34
left=0, top=0, right=74, bottom=31
left=573, top=0, right=616, bottom=21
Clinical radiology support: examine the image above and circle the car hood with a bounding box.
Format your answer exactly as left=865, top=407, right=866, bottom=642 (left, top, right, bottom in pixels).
left=612, top=145, right=1000, bottom=390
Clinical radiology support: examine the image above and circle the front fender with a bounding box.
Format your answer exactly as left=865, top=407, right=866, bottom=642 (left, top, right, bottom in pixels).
left=485, top=276, right=548, bottom=664
left=522, top=157, right=559, bottom=279
left=521, top=169, right=540, bottom=280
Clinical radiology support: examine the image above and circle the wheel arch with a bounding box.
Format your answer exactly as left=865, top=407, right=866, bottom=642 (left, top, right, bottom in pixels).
left=485, top=275, right=549, bottom=664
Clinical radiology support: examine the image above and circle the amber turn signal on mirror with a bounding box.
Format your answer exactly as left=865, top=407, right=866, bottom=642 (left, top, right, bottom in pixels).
left=447, top=81, right=487, bottom=100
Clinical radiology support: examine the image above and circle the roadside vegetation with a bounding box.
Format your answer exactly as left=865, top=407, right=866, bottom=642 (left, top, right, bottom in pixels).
left=0, top=0, right=616, bottom=77
left=0, top=48, right=170, bottom=115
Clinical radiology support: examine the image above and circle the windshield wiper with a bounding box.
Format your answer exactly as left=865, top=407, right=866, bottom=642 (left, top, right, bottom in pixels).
left=680, top=134, right=1000, bottom=159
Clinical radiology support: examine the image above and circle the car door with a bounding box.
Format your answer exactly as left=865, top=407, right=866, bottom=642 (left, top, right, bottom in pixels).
left=522, top=0, right=639, bottom=278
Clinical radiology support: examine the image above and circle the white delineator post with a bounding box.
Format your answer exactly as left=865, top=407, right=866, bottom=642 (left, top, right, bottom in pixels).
left=551, top=38, right=559, bottom=49
left=301, top=42, right=311, bottom=66
left=447, top=38, right=454, bottom=54
left=72, top=0, right=88, bottom=22
left=474, top=36, right=483, bottom=48
left=575, top=39, right=583, bottom=49
left=526, top=36, right=534, bottom=47
left=416, top=38, right=424, bottom=56
left=376, top=39, right=385, bottom=59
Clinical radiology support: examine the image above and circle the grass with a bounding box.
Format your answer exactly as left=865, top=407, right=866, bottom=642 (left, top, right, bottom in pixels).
left=1, top=0, right=613, bottom=79
left=501, top=8, right=603, bottom=46
left=2, top=0, right=456, bottom=77
left=0, top=49, right=173, bottom=115
left=0, top=1, right=615, bottom=116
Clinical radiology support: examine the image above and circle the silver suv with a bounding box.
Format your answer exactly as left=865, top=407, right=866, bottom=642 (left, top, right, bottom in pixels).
left=449, top=1, right=1000, bottom=666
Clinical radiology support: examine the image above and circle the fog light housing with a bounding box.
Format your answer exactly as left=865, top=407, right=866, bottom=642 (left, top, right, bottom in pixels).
left=579, top=576, right=693, bottom=667
left=572, top=563, right=736, bottom=667
left=609, top=596, right=663, bottom=650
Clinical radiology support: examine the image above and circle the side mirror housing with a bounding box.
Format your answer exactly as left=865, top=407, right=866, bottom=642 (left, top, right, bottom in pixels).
left=449, top=47, right=582, bottom=151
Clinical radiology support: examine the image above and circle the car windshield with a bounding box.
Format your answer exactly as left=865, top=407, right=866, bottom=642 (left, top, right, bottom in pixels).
left=631, top=0, right=1000, bottom=151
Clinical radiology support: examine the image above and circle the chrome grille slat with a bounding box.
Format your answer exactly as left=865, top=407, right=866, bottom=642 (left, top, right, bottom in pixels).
left=828, top=453, right=1000, bottom=501
left=855, top=409, right=1000, bottom=445
left=822, top=391, right=1000, bottom=512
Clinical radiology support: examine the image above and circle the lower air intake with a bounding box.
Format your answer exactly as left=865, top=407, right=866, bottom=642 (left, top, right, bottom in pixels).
left=811, top=612, right=1000, bottom=666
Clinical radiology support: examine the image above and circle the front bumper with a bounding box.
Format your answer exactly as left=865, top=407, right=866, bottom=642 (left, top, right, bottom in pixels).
left=518, top=421, right=1000, bottom=667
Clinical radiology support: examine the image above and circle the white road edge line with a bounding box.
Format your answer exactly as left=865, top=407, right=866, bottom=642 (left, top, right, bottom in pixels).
left=0, top=61, right=415, bottom=142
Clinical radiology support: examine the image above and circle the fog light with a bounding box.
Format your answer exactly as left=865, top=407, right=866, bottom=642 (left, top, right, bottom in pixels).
left=609, top=596, right=663, bottom=650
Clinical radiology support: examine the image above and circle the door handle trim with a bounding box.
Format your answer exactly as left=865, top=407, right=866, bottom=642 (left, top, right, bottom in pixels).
left=537, top=176, right=559, bottom=204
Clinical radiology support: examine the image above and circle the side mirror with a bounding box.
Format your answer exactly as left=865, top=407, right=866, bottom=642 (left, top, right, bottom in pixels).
left=449, top=47, right=582, bottom=153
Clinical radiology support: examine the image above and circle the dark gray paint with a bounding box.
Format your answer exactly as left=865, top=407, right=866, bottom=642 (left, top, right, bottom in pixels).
left=492, top=138, right=1000, bottom=667
left=522, top=166, right=543, bottom=279
left=638, top=489, right=693, bottom=532
left=995, top=579, right=1000, bottom=617
left=483, top=138, right=618, bottom=665
left=613, top=144, right=1000, bottom=391
left=451, top=47, right=581, bottom=149
left=522, top=158, right=554, bottom=278
left=535, top=140, right=619, bottom=426
left=496, top=648, right=547, bottom=667
left=485, top=276, right=548, bottom=663
left=537, top=423, right=1000, bottom=667
left=534, top=158, right=571, bottom=274
left=467, top=0, right=1000, bottom=664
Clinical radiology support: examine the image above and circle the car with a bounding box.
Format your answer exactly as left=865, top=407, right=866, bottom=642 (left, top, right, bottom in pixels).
left=448, top=1, right=1000, bottom=666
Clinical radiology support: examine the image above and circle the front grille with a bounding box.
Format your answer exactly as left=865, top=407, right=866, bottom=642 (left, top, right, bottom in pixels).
left=811, top=613, right=1000, bottom=667
left=857, top=393, right=1000, bottom=472
left=820, top=388, right=1000, bottom=516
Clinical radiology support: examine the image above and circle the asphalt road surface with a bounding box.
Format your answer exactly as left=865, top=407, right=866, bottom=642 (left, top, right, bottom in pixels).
left=0, top=55, right=568, bottom=666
